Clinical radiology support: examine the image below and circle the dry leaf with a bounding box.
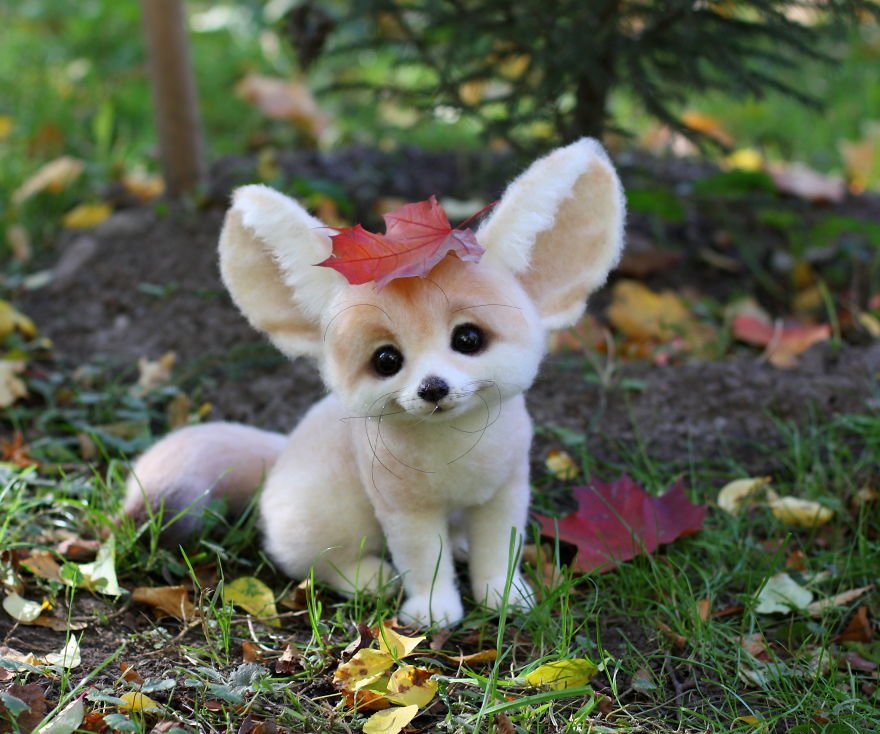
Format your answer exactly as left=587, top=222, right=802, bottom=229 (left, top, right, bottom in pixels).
left=836, top=606, right=873, bottom=643
left=384, top=665, right=438, bottom=707
left=274, top=644, right=300, bottom=674
left=435, top=649, right=498, bottom=665
left=523, top=658, right=597, bottom=690
left=696, top=598, right=711, bottom=622
left=20, top=550, right=63, bottom=583
left=120, top=662, right=144, bottom=684
left=2, top=592, right=46, bottom=623
left=62, top=202, right=112, bottom=230
left=732, top=314, right=830, bottom=368
left=362, top=705, right=418, bottom=734
left=242, top=641, right=263, bottom=664
left=0, top=300, right=38, bottom=340
left=0, top=115, right=12, bottom=141
left=223, top=576, right=280, bottom=627
left=545, top=449, right=579, bottom=480
left=376, top=624, right=425, bottom=659
left=12, top=156, right=84, bottom=205
left=6, top=224, right=32, bottom=262
left=122, top=170, right=165, bottom=201
left=769, top=162, right=846, bottom=203
left=235, top=74, right=330, bottom=139
left=334, top=648, right=395, bottom=692
left=45, top=637, right=81, bottom=668
left=768, top=496, right=834, bottom=528
left=725, top=148, right=764, bottom=172
left=755, top=573, right=813, bottom=614
left=807, top=585, right=874, bottom=616
left=681, top=111, right=734, bottom=147
left=132, top=352, right=176, bottom=396
left=132, top=585, right=195, bottom=622
left=717, top=477, right=773, bottom=515
left=60, top=537, right=123, bottom=595
left=118, top=691, right=162, bottom=713
left=607, top=280, right=714, bottom=353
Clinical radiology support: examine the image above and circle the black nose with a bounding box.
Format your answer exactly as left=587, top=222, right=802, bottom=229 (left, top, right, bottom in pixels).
left=418, top=376, right=450, bottom=403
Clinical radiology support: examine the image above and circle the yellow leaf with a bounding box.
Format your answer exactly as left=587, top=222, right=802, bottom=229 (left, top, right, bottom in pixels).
left=681, top=111, right=734, bottom=147
left=607, top=280, right=713, bottom=352
left=0, top=361, right=28, bottom=409
left=334, top=648, right=395, bottom=692
left=545, top=449, right=579, bottom=480
left=132, top=585, right=195, bottom=621
left=62, top=202, right=112, bottom=230
left=0, top=300, right=38, bottom=340
left=725, top=148, right=764, bottom=172
left=376, top=624, right=425, bottom=659
left=385, top=665, right=438, bottom=708
left=118, top=691, right=162, bottom=714
left=362, top=705, right=419, bottom=734
left=0, top=115, right=12, bottom=141
left=122, top=170, right=164, bottom=201
left=12, top=156, right=84, bottom=205
left=768, top=496, right=834, bottom=528
left=717, top=477, right=772, bottom=515
left=523, top=658, right=598, bottom=690
left=223, top=576, right=280, bottom=627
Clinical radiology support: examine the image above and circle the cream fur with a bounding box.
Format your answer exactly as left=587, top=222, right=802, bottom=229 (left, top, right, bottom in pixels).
left=125, top=138, right=625, bottom=626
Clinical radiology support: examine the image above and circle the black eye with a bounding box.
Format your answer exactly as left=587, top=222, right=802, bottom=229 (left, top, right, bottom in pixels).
left=371, top=345, right=404, bottom=377
left=451, top=323, right=485, bottom=354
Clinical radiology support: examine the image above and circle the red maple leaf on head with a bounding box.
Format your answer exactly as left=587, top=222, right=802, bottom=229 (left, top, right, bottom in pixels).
left=533, top=475, right=706, bottom=573
left=317, top=196, right=486, bottom=288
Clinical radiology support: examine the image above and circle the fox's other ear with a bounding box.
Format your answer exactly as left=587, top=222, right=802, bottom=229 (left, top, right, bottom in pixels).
left=477, top=138, right=625, bottom=330
left=219, top=185, right=342, bottom=359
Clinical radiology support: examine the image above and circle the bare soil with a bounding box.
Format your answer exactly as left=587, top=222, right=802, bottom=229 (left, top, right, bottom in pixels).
left=21, top=147, right=879, bottom=473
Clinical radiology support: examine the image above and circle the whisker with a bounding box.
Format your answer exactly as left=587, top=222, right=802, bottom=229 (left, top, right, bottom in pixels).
left=447, top=389, right=494, bottom=465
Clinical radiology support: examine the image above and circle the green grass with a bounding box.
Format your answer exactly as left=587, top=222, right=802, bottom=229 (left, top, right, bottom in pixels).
left=1, top=381, right=877, bottom=732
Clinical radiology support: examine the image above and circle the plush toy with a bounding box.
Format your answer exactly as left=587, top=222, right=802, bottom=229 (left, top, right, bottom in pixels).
left=124, top=138, right=625, bottom=626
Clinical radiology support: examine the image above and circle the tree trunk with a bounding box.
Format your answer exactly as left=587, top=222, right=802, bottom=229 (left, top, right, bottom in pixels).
left=140, top=0, right=206, bottom=196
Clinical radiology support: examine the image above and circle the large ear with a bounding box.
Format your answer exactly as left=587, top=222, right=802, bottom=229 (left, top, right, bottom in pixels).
left=219, top=184, right=343, bottom=359
left=477, top=138, right=625, bottom=330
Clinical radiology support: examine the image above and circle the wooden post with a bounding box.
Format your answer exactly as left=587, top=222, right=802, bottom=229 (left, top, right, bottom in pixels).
left=140, top=0, right=206, bottom=196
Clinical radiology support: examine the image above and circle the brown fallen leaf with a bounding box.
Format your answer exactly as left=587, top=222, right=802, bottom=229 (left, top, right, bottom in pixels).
left=435, top=648, right=498, bottom=666
left=235, top=74, right=331, bottom=140
left=739, top=633, right=770, bottom=661
left=132, top=585, right=195, bottom=622
left=806, top=585, right=874, bottom=616
left=242, top=641, right=263, bottom=663
left=120, top=661, right=144, bottom=684
left=696, top=598, right=711, bottom=622
left=841, top=651, right=877, bottom=672
left=732, top=314, right=831, bottom=368
left=275, top=644, right=300, bottom=674
left=0, top=683, right=48, bottom=732
left=836, top=606, right=873, bottom=643
left=132, top=352, right=176, bottom=397
left=20, top=549, right=63, bottom=582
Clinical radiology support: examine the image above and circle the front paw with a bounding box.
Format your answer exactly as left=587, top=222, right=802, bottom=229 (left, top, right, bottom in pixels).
left=473, top=573, right=534, bottom=613
left=399, top=590, right=464, bottom=628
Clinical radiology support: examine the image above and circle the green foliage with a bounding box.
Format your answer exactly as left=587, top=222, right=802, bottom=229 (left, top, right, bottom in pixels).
left=323, top=0, right=877, bottom=148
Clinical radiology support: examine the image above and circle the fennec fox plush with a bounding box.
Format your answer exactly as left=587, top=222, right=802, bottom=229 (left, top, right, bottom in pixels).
left=124, top=138, right=625, bottom=626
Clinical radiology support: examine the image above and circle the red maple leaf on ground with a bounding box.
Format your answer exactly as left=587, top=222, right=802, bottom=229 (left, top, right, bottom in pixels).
left=533, top=475, right=707, bottom=573
left=318, top=196, right=485, bottom=288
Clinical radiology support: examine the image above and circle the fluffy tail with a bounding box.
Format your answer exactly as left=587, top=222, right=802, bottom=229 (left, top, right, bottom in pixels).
left=124, top=422, right=287, bottom=544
